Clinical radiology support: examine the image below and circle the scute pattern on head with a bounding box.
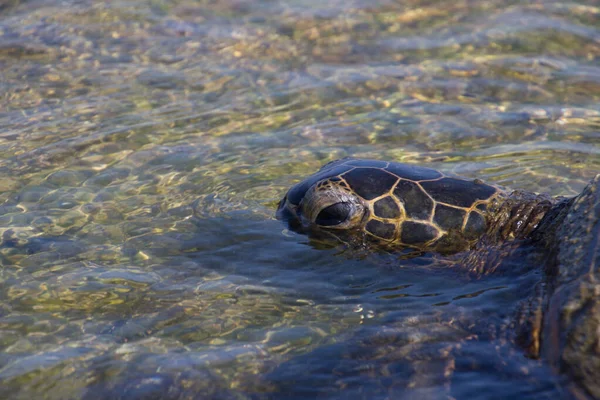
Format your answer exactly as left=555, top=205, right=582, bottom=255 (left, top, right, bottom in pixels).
left=385, top=162, right=443, bottom=181
left=365, top=219, right=396, bottom=239
left=278, top=158, right=502, bottom=250
left=400, top=221, right=439, bottom=244
left=421, top=178, right=498, bottom=208
left=393, top=180, right=434, bottom=220
left=434, top=204, right=467, bottom=231
left=373, top=197, right=401, bottom=219
left=340, top=159, right=498, bottom=247
left=343, top=167, right=398, bottom=200
left=464, top=212, right=487, bottom=239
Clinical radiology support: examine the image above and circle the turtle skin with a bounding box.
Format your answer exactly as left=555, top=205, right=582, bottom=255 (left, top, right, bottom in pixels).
left=277, top=158, right=600, bottom=399
left=531, top=174, right=600, bottom=399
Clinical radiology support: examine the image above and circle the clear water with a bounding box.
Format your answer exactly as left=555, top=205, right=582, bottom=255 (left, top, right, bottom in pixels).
left=0, top=0, right=599, bottom=398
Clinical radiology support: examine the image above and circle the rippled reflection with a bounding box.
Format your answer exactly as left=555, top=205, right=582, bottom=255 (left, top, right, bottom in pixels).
left=0, top=0, right=599, bottom=398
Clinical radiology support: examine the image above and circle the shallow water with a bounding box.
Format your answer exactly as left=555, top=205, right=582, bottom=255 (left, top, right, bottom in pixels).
left=0, top=0, right=599, bottom=398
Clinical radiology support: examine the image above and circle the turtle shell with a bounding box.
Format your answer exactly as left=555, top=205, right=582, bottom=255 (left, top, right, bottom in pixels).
left=279, top=158, right=501, bottom=249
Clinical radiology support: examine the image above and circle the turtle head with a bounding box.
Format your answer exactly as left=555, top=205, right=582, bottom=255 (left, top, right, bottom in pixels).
left=277, top=158, right=500, bottom=251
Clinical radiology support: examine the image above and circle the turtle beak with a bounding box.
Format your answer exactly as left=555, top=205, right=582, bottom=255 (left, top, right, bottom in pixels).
left=276, top=195, right=288, bottom=218
left=276, top=195, right=304, bottom=231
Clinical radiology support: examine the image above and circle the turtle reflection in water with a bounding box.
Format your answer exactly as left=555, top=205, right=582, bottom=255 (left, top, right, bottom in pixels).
left=277, top=158, right=600, bottom=398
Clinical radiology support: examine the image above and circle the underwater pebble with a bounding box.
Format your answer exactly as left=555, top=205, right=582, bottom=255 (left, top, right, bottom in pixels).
left=45, top=170, right=87, bottom=187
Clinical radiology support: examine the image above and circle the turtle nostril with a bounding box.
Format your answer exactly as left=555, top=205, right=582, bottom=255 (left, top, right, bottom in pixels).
left=315, top=202, right=353, bottom=226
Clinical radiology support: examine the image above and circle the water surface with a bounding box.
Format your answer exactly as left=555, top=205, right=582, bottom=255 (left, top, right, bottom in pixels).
left=1, top=0, right=599, bottom=398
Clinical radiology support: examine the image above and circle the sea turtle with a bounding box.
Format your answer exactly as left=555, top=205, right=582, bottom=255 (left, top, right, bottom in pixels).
left=276, top=157, right=600, bottom=398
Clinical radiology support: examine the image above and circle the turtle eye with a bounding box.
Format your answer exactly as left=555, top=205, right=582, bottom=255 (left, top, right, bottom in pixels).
left=315, top=202, right=352, bottom=226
